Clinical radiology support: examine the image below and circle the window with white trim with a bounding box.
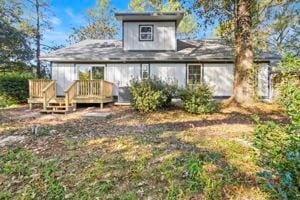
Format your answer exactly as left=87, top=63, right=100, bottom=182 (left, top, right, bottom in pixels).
left=141, top=64, right=150, bottom=79
left=139, top=25, right=153, bottom=41
left=188, top=64, right=202, bottom=85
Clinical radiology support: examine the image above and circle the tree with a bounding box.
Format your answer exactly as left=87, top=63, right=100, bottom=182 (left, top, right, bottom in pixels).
left=192, top=0, right=299, bottom=103
left=22, top=0, right=52, bottom=78
left=129, top=0, right=197, bottom=38
left=194, top=0, right=255, bottom=103
left=0, top=0, right=33, bottom=73
left=68, top=0, right=118, bottom=44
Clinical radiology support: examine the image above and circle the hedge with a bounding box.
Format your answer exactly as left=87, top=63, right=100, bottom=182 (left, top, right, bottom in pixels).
left=0, top=73, right=35, bottom=107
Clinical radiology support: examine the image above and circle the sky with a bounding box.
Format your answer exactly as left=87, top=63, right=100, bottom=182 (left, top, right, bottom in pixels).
left=44, top=0, right=130, bottom=46
left=43, top=0, right=213, bottom=47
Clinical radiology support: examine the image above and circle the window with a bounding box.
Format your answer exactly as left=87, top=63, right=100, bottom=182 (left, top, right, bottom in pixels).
left=91, top=66, right=104, bottom=80
left=141, top=64, right=150, bottom=79
left=139, top=25, right=153, bottom=41
left=77, top=65, right=104, bottom=80
left=188, top=64, right=202, bottom=85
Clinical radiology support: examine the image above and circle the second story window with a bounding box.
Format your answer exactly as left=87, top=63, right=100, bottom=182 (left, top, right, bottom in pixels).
left=139, top=25, right=153, bottom=41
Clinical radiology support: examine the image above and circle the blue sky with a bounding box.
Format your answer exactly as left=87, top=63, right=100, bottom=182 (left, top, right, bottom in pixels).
left=44, top=0, right=213, bottom=47
left=44, top=0, right=130, bottom=46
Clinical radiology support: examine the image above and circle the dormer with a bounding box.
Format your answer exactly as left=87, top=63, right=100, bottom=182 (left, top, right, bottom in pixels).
left=115, top=12, right=184, bottom=51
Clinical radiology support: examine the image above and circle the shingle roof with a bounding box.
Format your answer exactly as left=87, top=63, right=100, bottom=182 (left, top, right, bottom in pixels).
left=41, top=39, right=280, bottom=62
left=115, top=12, right=184, bottom=24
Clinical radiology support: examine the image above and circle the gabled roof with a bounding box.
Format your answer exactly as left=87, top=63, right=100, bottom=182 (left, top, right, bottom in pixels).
left=115, top=12, right=184, bottom=24
left=41, top=39, right=280, bottom=63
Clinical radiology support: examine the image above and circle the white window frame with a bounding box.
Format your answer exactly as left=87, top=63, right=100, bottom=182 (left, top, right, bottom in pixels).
left=141, top=63, right=150, bottom=79
left=76, top=64, right=106, bottom=80
left=139, top=25, right=154, bottom=41
left=187, top=64, right=203, bottom=85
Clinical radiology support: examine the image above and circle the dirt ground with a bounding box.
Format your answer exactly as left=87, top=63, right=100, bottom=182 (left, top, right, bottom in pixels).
left=0, top=103, right=287, bottom=199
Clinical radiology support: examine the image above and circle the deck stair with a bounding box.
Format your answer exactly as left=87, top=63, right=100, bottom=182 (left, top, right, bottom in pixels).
left=41, top=97, right=74, bottom=113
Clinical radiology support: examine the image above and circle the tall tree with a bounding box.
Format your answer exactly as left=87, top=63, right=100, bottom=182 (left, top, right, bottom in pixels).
left=0, top=0, right=33, bottom=73
left=212, top=1, right=300, bottom=55
left=22, top=0, right=52, bottom=77
left=194, top=0, right=255, bottom=103
left=129, top=0, right=198, bottom=38
left=193, top=0, right=299, bottom=103
left=68, top=0, right=118, bottom=43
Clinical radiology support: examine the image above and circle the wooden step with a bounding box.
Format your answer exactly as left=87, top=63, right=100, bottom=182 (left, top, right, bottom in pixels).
left=40, top=109, right=68, bottom=113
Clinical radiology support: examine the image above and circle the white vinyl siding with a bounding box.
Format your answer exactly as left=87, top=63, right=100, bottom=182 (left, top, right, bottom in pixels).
left=203, top=64, right=234, bottom=97
left=106, top=63, right=141, bottom=96
left=150, top=63, right=186, bottom=87
left=257, top=63, right=269, bottom=98
left=124, top=21, right=176, bottom=51
left=51, top=63, right=77, bottom=96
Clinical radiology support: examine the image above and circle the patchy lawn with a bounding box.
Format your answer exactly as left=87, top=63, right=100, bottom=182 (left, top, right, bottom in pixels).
left=0, top=104, right=286, bottom=199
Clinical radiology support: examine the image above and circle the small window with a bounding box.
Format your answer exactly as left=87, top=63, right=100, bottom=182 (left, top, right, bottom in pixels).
left=188, top=64, right=202, bottom=85
left=139, top=25, right=153, bottom=41
left=141, top=64, right=150, bottom=79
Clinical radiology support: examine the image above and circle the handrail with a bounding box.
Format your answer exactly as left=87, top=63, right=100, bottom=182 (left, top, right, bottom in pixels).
left=28, top=79, right=52, bottom=98
left=64, top=80, right=78, bottom=111
left=42, top=81, right=56, bottom=110
left=64, top=80, right=114, bottom=110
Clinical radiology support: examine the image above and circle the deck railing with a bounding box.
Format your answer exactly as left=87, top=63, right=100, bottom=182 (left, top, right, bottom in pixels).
left=77, top=80, right=113, bottom=97
left=42, top=81, right=56, bottom=110
left=64, top=81, right=77, bottom=111
left=64, top=80, right=114, bottom=110
left=29, top=79, right=52, bottom=98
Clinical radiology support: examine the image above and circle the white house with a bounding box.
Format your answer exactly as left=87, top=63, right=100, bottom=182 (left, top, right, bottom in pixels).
left=36, top=12, right=279, bottom=110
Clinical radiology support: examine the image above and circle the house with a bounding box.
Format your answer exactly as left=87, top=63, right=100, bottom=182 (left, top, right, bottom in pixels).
left=29, top=12, right=279, bottom=112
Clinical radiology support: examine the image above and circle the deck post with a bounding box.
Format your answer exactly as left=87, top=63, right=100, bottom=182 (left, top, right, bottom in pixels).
left=100, top=103, right=103, bottom=109
left=29, top=103, right=32, bottom=110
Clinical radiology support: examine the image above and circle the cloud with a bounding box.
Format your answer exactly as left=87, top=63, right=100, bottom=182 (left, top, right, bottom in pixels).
left=50, top=17, right=62, bottom=26
left=65, top=8, right=75, bottom=18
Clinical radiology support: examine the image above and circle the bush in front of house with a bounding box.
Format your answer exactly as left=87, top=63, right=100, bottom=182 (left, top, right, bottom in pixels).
left=179, top=84, right=217, bottom=114
left=0, top=72, right=35, bottom=107
left=129, top=77, right=177, bottom=112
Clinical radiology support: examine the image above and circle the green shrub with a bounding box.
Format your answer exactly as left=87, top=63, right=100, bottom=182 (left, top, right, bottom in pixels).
left=254, top=54, right=300, bottom=199
left=179, top=84, right=217, bottom=114
left=254, top=122, right=300, bottom=199
left=0, top=72, right=35, bottom=107
left=129, top=77, right=177, bottom=112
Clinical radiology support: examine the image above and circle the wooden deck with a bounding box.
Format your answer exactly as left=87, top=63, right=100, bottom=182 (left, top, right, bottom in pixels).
left=28, top=79, right=114, bottom=113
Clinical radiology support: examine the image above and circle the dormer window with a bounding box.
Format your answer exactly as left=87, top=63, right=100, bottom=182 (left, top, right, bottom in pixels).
left=139, top=25, right=153, bottom=41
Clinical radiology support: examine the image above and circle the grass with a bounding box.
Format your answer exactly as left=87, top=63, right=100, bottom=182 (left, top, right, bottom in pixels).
left=0, top=104, right=285, bottom=199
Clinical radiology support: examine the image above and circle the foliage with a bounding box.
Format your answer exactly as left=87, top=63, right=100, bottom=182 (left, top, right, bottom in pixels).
left=0, top=72, right=35, bottom=107
left=254, top=54, right=300, bottom=199
left=254, top=121, right=300, bottom=199
left=128, top=0, right=197, bottom=38
left=179, top=84, right=217, bottom=114
left=0, top=0, right=33, bottom=72
left=195, top=0, right=300, bottom=55
left=68, top=0, right=117, bottom=43
left=278, top=54, right=300, bottom=130
left=129, top=77, right=177, bottom=112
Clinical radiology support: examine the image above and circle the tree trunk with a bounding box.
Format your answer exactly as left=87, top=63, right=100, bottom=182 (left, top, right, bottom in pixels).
left=35, top=0, right=41, bottom=78
left=232, top=0, right=254, bottom=103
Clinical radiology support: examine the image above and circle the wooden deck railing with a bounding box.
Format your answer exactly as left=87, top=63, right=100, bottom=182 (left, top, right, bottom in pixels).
left=64, top=81, right=77, bottom=111
left=64, top=80, right=114, bottom=110
left=76, top=80, right=113, bottom=97
left=29, top=79, right=114, bottom=110
left=42, top=81, right=56, bottom=110
left=29, top=79, right=52, bottom=98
